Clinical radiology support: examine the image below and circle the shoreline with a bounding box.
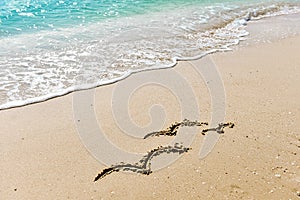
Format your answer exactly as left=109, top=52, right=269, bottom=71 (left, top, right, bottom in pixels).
left=1, top=11, right=299, bottom=111
left=1, top=14, right=300, bottom=199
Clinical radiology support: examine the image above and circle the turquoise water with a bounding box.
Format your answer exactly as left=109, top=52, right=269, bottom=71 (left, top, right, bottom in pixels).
left=0, top=0, right=299, bottom=109
left=1, top=0, right=159, bottom=36
left=2, top=0, right=294, bottom=37
left=0, top=0, right=217, bottom=37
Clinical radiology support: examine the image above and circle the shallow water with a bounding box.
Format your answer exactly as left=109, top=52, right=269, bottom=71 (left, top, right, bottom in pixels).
left=0, top=0, right=299, bottom=109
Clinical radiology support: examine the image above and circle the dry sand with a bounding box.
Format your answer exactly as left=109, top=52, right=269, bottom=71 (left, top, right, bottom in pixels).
left=0, top=15, right=299, bottom=199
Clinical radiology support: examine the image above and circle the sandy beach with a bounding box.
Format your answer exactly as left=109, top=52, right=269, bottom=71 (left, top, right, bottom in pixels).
left=1, top=14, right=300, bottom=199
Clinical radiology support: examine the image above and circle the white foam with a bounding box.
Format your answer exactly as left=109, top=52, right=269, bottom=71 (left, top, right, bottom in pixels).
left=18, top=12, right=35, bottom=17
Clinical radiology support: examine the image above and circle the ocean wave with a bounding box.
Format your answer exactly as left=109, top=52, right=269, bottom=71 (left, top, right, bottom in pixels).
left=0, top=1, right=299, bottom=110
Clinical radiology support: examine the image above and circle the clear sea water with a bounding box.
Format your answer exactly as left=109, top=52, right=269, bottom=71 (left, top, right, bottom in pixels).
left=0, top=0, right=299, bottom=109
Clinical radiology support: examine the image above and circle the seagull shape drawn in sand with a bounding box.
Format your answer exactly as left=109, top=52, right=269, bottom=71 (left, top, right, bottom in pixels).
left=94, top=119, right=234, bottom=181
